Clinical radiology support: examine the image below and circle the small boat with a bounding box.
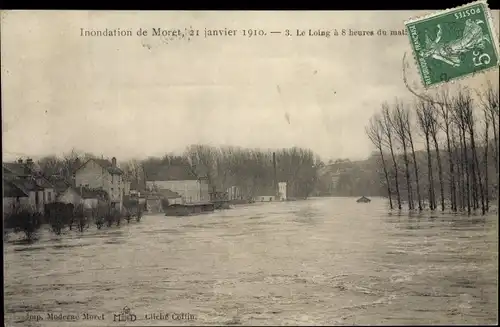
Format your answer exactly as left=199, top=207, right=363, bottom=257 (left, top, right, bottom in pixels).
left=356, top=196, right=371, bottom=203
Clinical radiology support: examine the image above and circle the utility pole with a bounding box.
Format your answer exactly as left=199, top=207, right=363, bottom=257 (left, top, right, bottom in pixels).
left=273, top=152, right=278, bottom=198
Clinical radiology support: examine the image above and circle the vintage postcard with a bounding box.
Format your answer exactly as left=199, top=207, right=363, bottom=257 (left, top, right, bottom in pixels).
left=2, top=9, right=499, bottom=326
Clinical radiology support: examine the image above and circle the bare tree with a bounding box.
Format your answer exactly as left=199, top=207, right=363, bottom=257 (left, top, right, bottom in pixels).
left=461, top=89, right=486, bottom=214
left=427, top=103, right=445, bottom=212
left=366, top=114, right=393, bottom=209
left=478, top=82, right=499, bottom=177
left=381, top=103, right=402, bottom=210
left=452, top=89, right=472, bottom=214
left=451, top=128, right=464, bottom=211
left=482, top=110, right=490, bottom=212
left=436, top=89, right=457, bottom=211
left=416, top=98, right=436, bottom=210
left=405, top=105, right=423, bottom=211
left=477, top=82, right=499, bottom=202
left=391, top=100, right=414, bottom=210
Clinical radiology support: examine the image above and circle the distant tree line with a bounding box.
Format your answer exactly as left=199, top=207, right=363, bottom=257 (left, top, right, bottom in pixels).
left=138, top=145, right=321, bottom=199
left=36, top=145, right=323, bottom=200
left=365, top=83, right=498, bottom=214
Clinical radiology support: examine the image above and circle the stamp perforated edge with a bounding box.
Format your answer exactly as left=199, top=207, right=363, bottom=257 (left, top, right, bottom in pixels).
left=403, top=0, right=500, bottom=89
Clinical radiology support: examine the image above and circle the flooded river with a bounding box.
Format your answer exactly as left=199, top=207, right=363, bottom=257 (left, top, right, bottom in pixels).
left=4, top=197, right=498, bottom=326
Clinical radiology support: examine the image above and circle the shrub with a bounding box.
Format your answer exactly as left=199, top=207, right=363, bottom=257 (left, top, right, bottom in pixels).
left=125, top=210, right=132, bottom=223
left=95, top=216, right=104, bottom=229
left=4, top=210, right=43, bottom=241
left=105, top=213, right=114, bottom=227
left=114, top=209, right=122, bottom=226
left=95, top=203, right=109, bottom=229
left=45, top=202, right=74, bottom=234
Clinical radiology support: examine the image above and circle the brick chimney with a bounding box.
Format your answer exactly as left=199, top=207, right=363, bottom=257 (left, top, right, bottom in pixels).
left=112, top=157, right=117, bottom=167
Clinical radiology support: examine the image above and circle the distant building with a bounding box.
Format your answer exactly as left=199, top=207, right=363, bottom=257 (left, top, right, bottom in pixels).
left=143, top=191, right=163, bottom=213
left=3, top=158, right=56, bottom=213
left=123, top=180, right=131, bottom=197
left=209, top=188, right=228, bottom=202
left=145, top=165, right=210, bottom=204
left=3, top=179, right=29, bottom=215
left=48, top=175, right=73, bottom=195
left=57, top=186, right=109, bottom=209
left=226, top=186, right=243, bottom=200
left=278, top=182, right=287, bottom=201
left=73, top=157, right=124, bottom=211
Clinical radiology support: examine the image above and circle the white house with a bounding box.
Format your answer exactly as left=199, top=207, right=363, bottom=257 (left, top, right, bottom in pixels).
left=145, top=165, right=210, bottom=204
left=57, top=186, right=109, bottom=209
left=226, top=186, right=243, bottom=201
left=278, top=182, right=287, bottom=201
left=123, top=180, right=131, bottom=197
left=73, top=157, right=124, bottom=211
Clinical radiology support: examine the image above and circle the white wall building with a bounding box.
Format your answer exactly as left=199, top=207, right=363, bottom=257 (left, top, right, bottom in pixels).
left=278, top=182, right=287, bottom=201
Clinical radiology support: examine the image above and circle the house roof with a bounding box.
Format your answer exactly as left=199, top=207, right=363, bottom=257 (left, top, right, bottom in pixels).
left=158, top=189, right=182, bottom=199
left=3, top=179, right=29, bottom=198
left=5, top=177, right=44, bottom=194
left=145, top=165, right=198, bottom=181
left=35, top=176, right=54, bottom=188
left=74, top=158, right=124, bottom=175
left=3, top=163, right=31, bottom=177
left=48, top=176, right=73, bottom=193
left=3, top=162, right=54, bottom=190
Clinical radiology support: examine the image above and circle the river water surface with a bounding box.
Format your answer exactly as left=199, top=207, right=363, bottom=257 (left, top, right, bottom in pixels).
left=4, top=197, right=498, bottom=326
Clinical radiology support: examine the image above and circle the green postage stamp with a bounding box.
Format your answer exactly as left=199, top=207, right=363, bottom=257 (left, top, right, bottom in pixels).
left=405, top=0, right=500, bottom=88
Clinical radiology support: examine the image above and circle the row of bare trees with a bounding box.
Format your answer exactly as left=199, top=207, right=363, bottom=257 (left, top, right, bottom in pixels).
left=140, top=145, right=321, bottom=199
left=366, top=84, right=499, bottom=215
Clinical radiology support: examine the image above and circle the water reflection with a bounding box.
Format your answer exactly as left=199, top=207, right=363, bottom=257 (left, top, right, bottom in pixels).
left=4, top=197, right=498, bottom=326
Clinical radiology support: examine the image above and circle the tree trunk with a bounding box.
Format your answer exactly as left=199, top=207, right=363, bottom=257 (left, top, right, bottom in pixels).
left=491, top=112, right=499, bottom=176
left=461, top=130, right=471, bottom=215
left=388, top=141, right=402, bottom=210
left=470, top=156, right=479, bottom=211
left=402, top=145, right=413, bottom=210
left=431, top=134, right=445, bottom=211
left=445, top=125, right=457, bottom=211
left=379, top=148, right=393, bottom=209
left=454, top=133, right=464, bottom=211
left=484, top=120, right=489, bottom=212
left=469, top=127, right=485, bottom=215
left=408, top=131, right=422, bottom=211
left=425, top=134, right=435, bottom=210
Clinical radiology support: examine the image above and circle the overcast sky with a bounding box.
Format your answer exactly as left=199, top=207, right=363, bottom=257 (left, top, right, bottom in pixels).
left=2, top=11, right=499, bottom=162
